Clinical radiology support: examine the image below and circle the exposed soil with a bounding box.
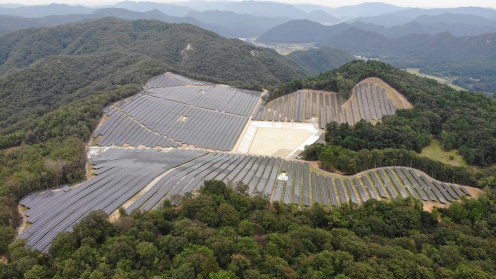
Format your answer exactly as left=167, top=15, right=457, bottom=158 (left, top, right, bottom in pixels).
left=17, top=205, right=28, bottom=234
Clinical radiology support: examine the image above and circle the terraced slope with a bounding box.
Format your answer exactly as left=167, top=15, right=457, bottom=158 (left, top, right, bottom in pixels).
left=252, top=77, right=413, bottom=127
left=19, top=148, right=474, bottom=252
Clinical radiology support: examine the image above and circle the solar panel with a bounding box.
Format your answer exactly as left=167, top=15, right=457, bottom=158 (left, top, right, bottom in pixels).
left=241, top=156, right=264, bottom=189
left=458, top=186, right=472, bottom=196
left=330, top=94, right=337, bottom=122
left=288, top=93, right=295, bottom=122
left=293, top=162, right=302, bottom=205
left=295, top=91, right=303, bottom=122
left=251, top=157, right=273, bottom=194
left=356, top=87, right=365, bottom=121
left=403, top=168, right=435, bottom=201
left=283, top=162, right=295, bottom=204
left=273, top=180, right=285, bottom=202
left=302, top=163, right=310, bottom=205
left=344, top=179, right=359, bottom=204
left=353, top=177, right=369, bottom=202
left=319, top=175, right=329, bottom=205
left=312, top=92, right=317, bottom=116
left=325, top=94, right=331, bottom=125
left=353, top=98, right=362, bottom=123
left=327, top=177, right=339, bottom=206
left=249, top=156, right=270, bottom=195
left=382, top=169, right=408, bottom=198
left=280, top=96, right=288, bottom=122
left=421, top=175, right=452, bottom=202
left=311, top=172, right=320, bottom=205
left=335, top=179, right=347, bottom=203
left=395, top=168, right=427, bottom=201
left=305, top=91, right=311, bottom=119
left=433, top=180, right=458, bottom=199
left=263, top=158, right=282, bottom=196
left=361, top=176, right=379, bottom=200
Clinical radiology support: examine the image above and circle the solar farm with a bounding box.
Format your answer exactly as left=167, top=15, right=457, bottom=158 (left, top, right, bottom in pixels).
left=18, top=73, right=476, bottom=252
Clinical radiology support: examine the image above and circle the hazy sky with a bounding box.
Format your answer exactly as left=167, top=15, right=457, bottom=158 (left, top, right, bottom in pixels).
left=0, top=0, right=495, bottom=9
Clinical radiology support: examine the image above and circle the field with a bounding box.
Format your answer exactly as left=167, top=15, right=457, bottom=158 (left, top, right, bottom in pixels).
left=420, top=139, right=467, bottom=167
left=406, top=68, right=466, bottom=91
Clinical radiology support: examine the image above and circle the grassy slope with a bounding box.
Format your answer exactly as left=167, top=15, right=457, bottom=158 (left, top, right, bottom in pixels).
left=420, top=139, right=467, bottom=167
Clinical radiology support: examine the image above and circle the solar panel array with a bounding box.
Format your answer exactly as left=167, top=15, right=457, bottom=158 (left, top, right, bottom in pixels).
left=146, top=85, right=260, bottom=116
left=252, top=90, right=344, bottom=129
left=18, top=149, right=208, bottom=253
left=93, top=73, right=263, bottom=151
left=19, top=148, right=472, bottom=253
left=146, top=72, right=209, bottom=88
left=345, top=83, right=398, bottom=125
left=252, top=82, right=400, bottom=128
left=92, top=107, right=179, bottom=148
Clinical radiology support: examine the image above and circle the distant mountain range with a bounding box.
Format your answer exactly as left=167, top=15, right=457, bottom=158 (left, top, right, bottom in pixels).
left=0, top=2, right=495, bottom=39
left=1, top=1, right=495, bottom=92
left=257, top=18, right=496, bottom=92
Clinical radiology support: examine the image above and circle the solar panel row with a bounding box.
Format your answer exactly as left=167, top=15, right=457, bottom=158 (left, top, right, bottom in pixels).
left=251, top=90, right=344, bottom=126
left=93, top=109, right=179, bottom=148
left=349, top=82, right=404, bottom=124
left=146, top=85, right=260, bottom=116
left=108, top=94, right=248, bottom=151
left=146, top=73, right=209, bottom=88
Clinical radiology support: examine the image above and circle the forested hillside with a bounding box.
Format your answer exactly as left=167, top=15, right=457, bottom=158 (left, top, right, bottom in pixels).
left=287, top=47, right=354, bottom=74
left=2, top=180, right=496, bottom=278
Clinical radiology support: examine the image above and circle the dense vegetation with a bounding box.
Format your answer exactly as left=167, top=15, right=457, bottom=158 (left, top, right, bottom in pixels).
left=2, top=180, right=496, bottom=278
left=325, top=30, right=496, bottom=92
left=271, top=60, right=496, bottom=169
left=287, top=47, right=354, bottom=75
